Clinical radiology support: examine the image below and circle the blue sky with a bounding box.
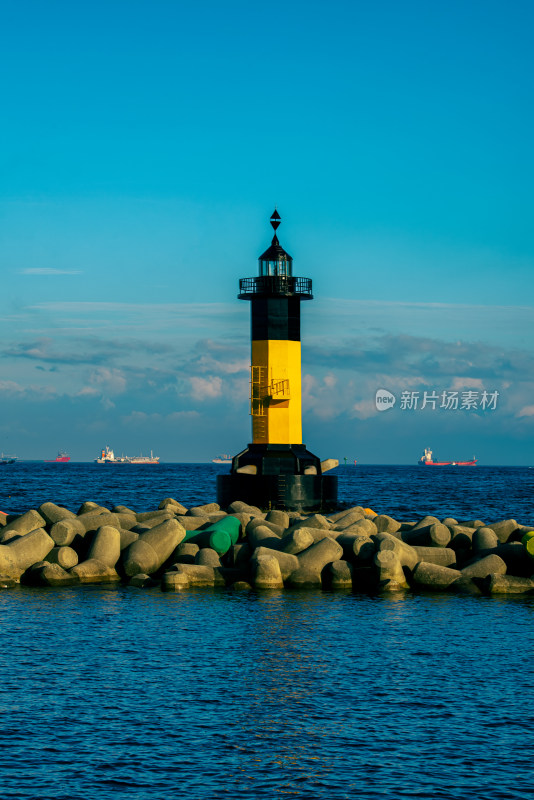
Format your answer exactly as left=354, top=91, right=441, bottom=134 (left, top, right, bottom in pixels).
left=1, top=0, right=533, bottom=463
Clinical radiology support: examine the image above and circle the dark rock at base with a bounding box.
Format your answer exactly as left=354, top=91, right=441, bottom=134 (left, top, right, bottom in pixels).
left=129, top=573, right=159, bottom=588
left=0, top=576, right=18, bottom=589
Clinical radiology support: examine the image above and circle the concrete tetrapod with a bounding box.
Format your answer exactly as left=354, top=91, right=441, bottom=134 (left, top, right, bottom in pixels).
left=46, top=546, right=79, bottom=570
left=70, top=560, right=121, bottom=583
left=122, top=518, right=186, bottom=576
left=247, top=517, right=286, bottom=537
left=336, top=533, right=375, bottom=564
left=0, top=546, right=23, bottom=579
left=251, top=546, right=299, bottom=581
left=195, top=548, right=222, bottom=567
left=412, top=561, right=462, bottom=590
left=277, top=528, right=314, bottom=555
left=183, top=516, right=241, bottom=554
left=337, top=518, right=377, bottom=537
left=324, top=559, right=353, bottom=589
left=411, top=546, right=457, bottom=567
left=0, top=510, right=46, bottom=541
left=373, top=514, right=402, bottom=534
left=473, top=527, right=499, bottom=553
left=5, top=528, right=54, bottom=572
left=265, top=509, right=290, bottom=529
left=402, top=523, right=451, bottom=548
left=287, top=537, right=343, bottom=589
left=372, top=532, right=418, bottom=570
left=38, top=502, right=76, bottom=526
left=25, top=562, right=80, bottom=587
left=71, top=525, right=121, bottom=583
left=482, top=574, right=534, bottom=594
left=77, top=512, right=121, bottom=533
left=374, top=550, right=409, bottom=590
left=460, top=554, right=507, bottom=579
left=87, top=526, right=121, bottom=567
left=252, top=554, right=284, bottom=589
left=487, top=519, right=518, bottom=543
left=246, top=524, right=282, bottom=551
left=167, top=564, right=222, bottom=587
left=172, top=542, right=199, bottom=563
left=49, top=517, right=87, bottom=547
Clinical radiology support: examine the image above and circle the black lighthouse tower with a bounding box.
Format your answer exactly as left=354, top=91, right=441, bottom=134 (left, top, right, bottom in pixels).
left=217, top=210, right=338, bottom=512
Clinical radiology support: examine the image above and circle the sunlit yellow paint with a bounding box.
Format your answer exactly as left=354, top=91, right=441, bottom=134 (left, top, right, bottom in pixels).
left=251, top=340, right=302, bottom=444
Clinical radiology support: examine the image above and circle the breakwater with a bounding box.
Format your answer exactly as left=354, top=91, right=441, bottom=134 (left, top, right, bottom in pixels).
left=1, top=498, right=533, bottom=594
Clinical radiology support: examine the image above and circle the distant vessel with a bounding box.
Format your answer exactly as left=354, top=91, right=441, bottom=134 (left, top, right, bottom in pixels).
left=419, top=447, right=477, bottom=466
left=0, top=453, right=17, bottom=465
left=45, top=450, right=71, bottom=463
left=212, top=454, right=232, bottom=463
left=95, top=446, right=160, bottom=464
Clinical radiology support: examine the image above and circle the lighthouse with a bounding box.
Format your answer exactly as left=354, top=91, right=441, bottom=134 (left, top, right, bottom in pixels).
left=217, top=210, right=338, bottom=511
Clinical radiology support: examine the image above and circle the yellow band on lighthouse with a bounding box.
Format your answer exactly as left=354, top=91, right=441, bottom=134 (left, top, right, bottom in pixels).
left=251, top=339, right=302, bottom=444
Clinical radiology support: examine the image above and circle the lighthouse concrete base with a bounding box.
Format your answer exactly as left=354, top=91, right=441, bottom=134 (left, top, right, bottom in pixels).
left=216, top=443, right=338, bottom=512
left=217, top=472, right=338, bottom=513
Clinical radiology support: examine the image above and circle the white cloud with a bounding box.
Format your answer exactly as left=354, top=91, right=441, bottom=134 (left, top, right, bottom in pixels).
left=351, top=400, right=378, bottom=419
left=516, top=405, right=534, bottom=418
left=121, top=410, right=200, bottom=425
left=20, top=268, right=82, bottom=275
left=89, top=368, right=127, bottom=395
left=190, top=376, right=223, bottom=400
left=451, top=377, right=485, bottom=390
left=0, top=380, right=25, bottom=394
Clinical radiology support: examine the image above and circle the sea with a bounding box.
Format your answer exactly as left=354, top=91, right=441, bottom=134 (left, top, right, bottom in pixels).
left=0, top=463, right=532, bottom=800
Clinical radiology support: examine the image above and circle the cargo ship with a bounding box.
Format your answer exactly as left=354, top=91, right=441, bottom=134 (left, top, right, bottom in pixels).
left=95, top=446, right=160, bottom=464
left=212, top=454, right=232, bottom=463
left=45, top=451, right=71, bottom=463
left=419, top=447, right=477, bottom=466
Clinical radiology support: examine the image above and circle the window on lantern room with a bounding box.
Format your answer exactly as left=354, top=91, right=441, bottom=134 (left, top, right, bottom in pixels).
left=259, top=259, right=292, bottom=276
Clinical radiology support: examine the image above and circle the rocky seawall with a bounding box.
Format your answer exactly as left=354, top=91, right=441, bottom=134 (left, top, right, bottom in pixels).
left=1, top=500, right=533, bottom=595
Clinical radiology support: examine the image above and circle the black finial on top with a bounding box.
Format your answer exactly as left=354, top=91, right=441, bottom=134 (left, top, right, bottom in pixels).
left=270, top=208, right=281, bottom=231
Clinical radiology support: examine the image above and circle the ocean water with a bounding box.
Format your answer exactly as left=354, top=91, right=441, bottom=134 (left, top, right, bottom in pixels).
left=0, top=463, right=533, bottom=799
left=1, top=462, right=533, bottom=523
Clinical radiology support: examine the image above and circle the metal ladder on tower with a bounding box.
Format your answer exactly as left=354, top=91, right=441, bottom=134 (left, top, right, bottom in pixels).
left=251, top=366, right=268, bottom=441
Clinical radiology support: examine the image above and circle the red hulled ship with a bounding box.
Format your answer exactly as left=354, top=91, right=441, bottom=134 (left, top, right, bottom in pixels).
left=45, top=451, right=71, bottom=463
left=419, top=447, right=477, bottom=466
